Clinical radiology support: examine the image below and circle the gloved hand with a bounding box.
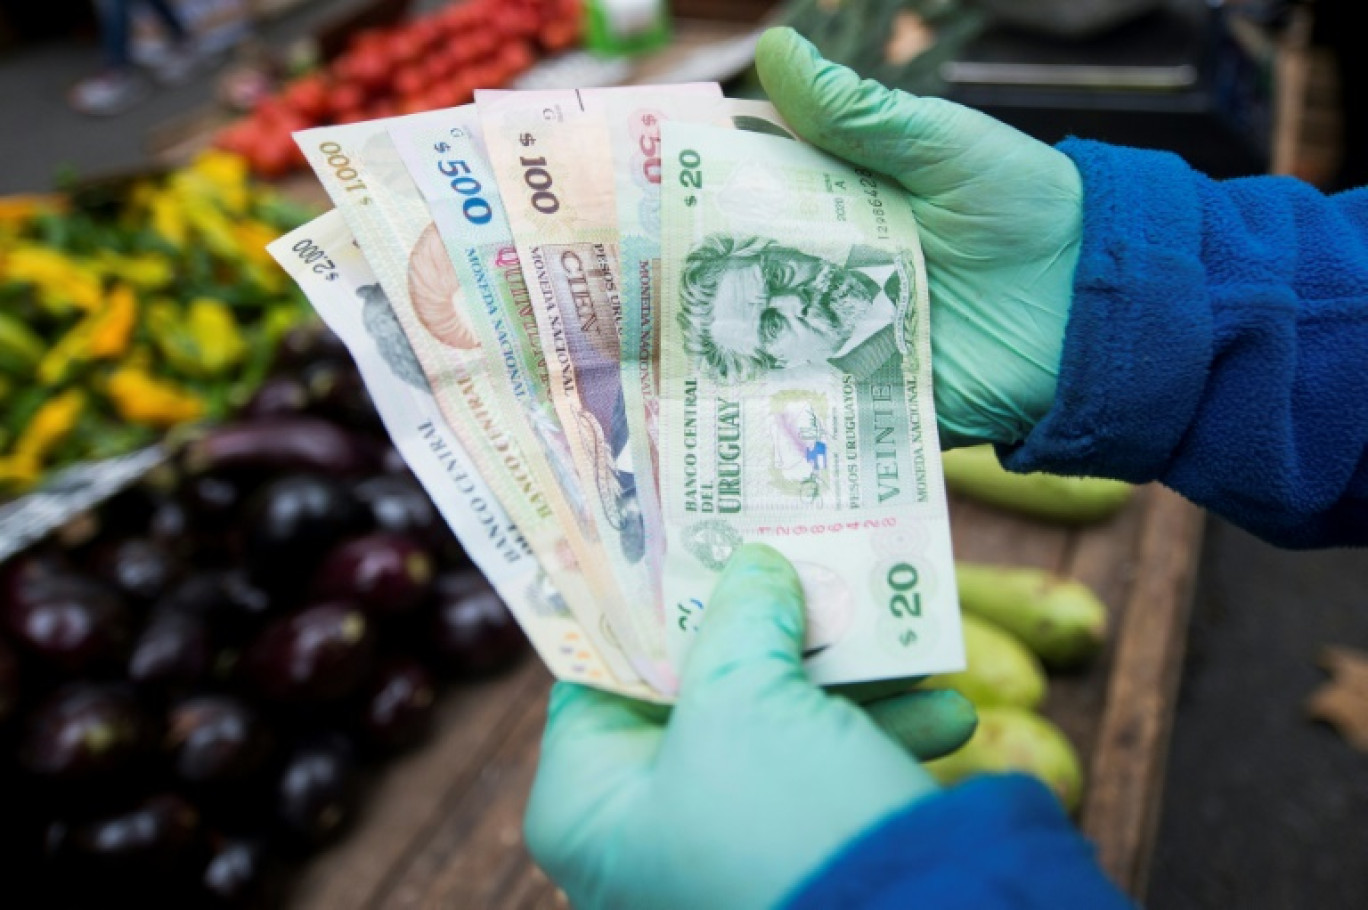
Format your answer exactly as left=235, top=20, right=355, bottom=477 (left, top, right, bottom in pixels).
left=755, top=28, right=1084, bottom=448
left=525, top=544, right=974, bottom=910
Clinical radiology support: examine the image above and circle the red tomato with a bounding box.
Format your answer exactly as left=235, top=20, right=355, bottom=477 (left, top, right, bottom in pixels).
left=282, top=75, right=330, bottom=122
left=388, top=30, right=425, bottom=66
left=500, top=40, right=534, bottom=74
left=213, top=120, right=252, bottom=156
left=328, top=81, right=367, bottom=119
left=394, top=65, right=425, bottom=98
left=421, top=55, right=449, bottom=84
left=445, top=76, right=475, bottom=107
left=334, top=105, right=368, bottom=125
left=365, top=98, right=399, bottom=119
left=252, top=134, right=298, bottom=179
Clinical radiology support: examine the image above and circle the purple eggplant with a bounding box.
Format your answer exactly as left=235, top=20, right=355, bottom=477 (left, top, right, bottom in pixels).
left=428, top=572, right=526, bottom=678
left=166, top=696, right=273, bottom=784
left=244, top=602, right=374, bottom=703
left=128, top=612, right=214, bottom=688
left=272, top=321, right=349, bottom=372
left=91, top=536, right=178, bottom=604
left=52, top=793, right=205, bottom=902
left=0, top=636, right=18, bottom=723
left=20, top=684, right=151, bottom=780
left=182, top=418, right=380, bottom=478
left=154, top=570, right=273, bottom=649
left=353, top=474, right=437, bottom=539
left=275, top=739, right=359, bottom=848
left=4, top=574, right=131, bottom=674
left=301, top=360, right=383, bottom=433
left=380, top=445, right=409, bottom=475
left=202, top=837, right=283, bottom=908
left=240, top=375, right=311, bottom=420
left=241, top=475, right=366, bottom=590
left=359, top=657, right=437, bottom=752
left=311, top=533, right=434, bottom=617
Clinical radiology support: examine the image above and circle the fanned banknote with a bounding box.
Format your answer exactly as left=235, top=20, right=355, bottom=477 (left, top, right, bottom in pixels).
left=476, top=86, right=728, bottom=689
left=604, top=94, right=794, bottom=612
left=267, top=210, right=654, bottom=700
left=294, top=120, right=642, bottom=686
left=387, top=106, right=601, bottom=603
left=277, top=85, right=966, bottom=701
left=658, top=121, right=965, bottom=682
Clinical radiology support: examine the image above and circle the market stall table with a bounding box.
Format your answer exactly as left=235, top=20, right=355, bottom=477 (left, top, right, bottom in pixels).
left=288, top=485, right=1204, bottom=908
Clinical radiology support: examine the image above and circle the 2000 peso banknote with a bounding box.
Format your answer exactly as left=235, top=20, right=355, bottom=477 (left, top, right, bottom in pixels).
left=268, top=211, right=655, bottom=700
left=295, top=119, right=641, bottom=686
left=658, top=122, right=965, bottom=682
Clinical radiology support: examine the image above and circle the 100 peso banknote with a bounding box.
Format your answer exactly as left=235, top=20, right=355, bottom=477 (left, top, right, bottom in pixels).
left=658, top=122, right=965, bottom=683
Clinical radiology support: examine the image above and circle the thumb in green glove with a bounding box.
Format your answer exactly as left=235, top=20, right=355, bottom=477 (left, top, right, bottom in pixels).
left=755, top=27, right=1084, bottom=448
left=525, top=544, right=974, bottom=910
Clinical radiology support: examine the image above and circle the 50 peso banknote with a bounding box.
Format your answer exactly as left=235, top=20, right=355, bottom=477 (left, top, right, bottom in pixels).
left=658, top=121, right=965, bottom=683
left=268, top=210, right=655, bottom=700
left=294, top=119, right=643, bottom=687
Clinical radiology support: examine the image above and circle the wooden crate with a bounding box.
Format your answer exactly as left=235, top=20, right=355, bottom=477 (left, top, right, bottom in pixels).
left=290, top=485, right=1204, bottom=908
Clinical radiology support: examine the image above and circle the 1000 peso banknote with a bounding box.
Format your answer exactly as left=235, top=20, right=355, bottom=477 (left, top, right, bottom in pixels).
left=658, top=122, right=965, bottom=682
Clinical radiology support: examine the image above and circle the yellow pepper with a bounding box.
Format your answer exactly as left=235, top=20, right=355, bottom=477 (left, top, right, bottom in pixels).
left=36, top=284, right=138, bottom=384
left=0, top=455, right=40, bottom=489
left=2, top=245, right=103, bottom=313
left=107, top=365, right=204, bottom=427
left=88, top=284, right=138, bottom=358
left=95, top=250, right=174, bottom=290
left=189, top=150, right=250, bottom=215
left=187, top=296, right=246, bottom=375
left=12, top=388, right=86, bottom=461
left=232, top=219, right=287, bottom=292
left=148, top=187, right=188, bottom=248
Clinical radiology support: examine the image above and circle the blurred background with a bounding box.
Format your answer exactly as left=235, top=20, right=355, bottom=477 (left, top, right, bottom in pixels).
left=0, top=0, right=1365, bottom=907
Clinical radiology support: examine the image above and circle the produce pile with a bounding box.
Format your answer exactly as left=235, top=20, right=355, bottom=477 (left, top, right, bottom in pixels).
left=0, top=151, right=314, bottom=494
left=0, top=322, right=527, bottom=907
left=920, top=447, right=1133, bottom=810
left=214, top=0, right=583, bottom=178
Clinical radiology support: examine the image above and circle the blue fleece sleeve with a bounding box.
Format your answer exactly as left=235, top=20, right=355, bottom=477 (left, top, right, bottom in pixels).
left=782, top=775, right=1132, bottom=910
left=1003, top=140, right=1368, bottom=548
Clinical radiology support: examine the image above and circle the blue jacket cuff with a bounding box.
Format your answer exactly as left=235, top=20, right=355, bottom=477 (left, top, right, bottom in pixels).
left=783, top=775, right=1133, bottom=910
left=1004, top=138, right=1211, bottom=481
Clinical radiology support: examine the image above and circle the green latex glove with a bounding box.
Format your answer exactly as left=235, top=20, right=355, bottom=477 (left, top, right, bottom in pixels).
left=756, top=28, right=1084, bottom=448
left=525, top=544, right=974, bottom=910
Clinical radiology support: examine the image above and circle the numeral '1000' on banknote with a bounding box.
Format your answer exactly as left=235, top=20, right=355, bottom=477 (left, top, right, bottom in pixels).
left=658, top=122, right=965, bottom=682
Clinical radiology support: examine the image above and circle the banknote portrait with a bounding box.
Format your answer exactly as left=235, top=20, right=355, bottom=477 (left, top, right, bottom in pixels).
left=677, top=235, right=912, bottom=382
left=358, top=283, right=430, bottom=392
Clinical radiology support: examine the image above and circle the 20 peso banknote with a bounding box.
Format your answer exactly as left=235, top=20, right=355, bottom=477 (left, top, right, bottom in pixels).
left=267, top=211, right=655, bottom=700
left=658, top=121, right=966, bottom=682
